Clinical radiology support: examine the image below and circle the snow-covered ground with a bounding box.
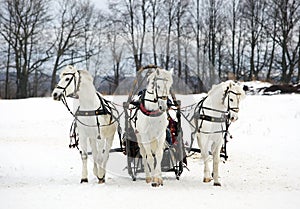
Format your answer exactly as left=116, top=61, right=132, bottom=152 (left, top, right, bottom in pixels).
left=1, top=93, right=300, bottom=209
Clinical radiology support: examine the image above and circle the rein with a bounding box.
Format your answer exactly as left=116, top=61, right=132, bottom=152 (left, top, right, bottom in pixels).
left=138, top=89, right=165, bottom=117
left=193, top=97, right=230, bottom=130
left=56, top=70, right=123, bottom=151
left=187, top=87, right=241, bottom=160
left=61, top=93, right=118, bottom=128
left=222, top=87, right=241, bottom=113
left=55, top=71, right=81, bottom=99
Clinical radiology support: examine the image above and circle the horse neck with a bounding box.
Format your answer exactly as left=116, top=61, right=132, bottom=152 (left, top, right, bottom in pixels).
left=205, top=89, right=227, bottom=113
left=77, top=81, right=99, bottom=110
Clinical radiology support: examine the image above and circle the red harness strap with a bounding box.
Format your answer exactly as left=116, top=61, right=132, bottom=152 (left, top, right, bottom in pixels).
left=139, top=103, right=163, bottom=117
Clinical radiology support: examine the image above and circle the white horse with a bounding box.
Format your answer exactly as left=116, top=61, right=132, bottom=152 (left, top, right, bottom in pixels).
left=52, top=65, right=119, bottom=184
left=193, top=80, right=246, bottom=186
left=132, top=67, right=173, bottom=187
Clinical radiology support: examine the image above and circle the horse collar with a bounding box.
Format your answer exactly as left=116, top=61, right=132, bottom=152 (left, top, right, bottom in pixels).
left=139, top=103, right=164, bottom=117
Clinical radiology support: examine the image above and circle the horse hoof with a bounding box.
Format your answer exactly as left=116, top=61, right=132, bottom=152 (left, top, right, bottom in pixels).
left=98, top=179, right=105, bottom=184
left=213, top=182, right=221, bottom=186
left=98, top=176, right=105, bottom=184
left=151, top=182, right=160, bottom=187
left=157, top=178, right=163, bottom=186
left=145, top=177, right=152, bottom=183
left=203, top=177, right=212, bottom=183
left=151, top=177, right=163, bottom=187
left=80, top=178, right=88, bottom=183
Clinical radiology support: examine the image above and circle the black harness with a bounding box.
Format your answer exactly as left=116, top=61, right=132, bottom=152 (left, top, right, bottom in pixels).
left=55, top=70, right=122, bottom=150
left=186, top=88, right=242, bottom=161
left=55, top=71, right=80, bottom=99
left=75, top=93, right=111, bottom=117
left=193, top=96, right=230, bottom=134
left=128, top=73, right=169, bottom=126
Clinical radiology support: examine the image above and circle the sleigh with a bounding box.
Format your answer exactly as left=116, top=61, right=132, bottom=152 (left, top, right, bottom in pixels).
left=122, top=65, right=186, bottom=181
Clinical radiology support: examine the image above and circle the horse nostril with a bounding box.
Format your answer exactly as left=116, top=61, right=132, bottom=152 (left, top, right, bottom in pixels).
left=53, top=93, right=57, bottom=98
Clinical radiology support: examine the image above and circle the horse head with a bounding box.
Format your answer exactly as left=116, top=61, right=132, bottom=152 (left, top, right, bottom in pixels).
left=147, top=68, right=173, bottom=111
left=222, top=80, right=246, bottom=122
left=52, top=65, right=79, bottom=101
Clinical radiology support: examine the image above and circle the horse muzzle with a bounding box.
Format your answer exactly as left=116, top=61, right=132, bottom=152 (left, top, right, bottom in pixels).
left=52, top=92, right=62, bottom=101
left=158, top=100, right=168, bottom=112
left=229, top=113, right=238, bottom=122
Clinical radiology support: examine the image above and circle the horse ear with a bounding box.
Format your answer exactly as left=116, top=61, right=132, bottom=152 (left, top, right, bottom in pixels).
left=156, top=68, right=160, bottom=75
left=228, top=81, right=233, bottom=88
left=169, top=68, right=174, bottom=75
left=243, top=85, right=249, bottom=92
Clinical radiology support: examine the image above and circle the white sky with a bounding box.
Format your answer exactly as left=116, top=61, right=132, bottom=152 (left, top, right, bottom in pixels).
left=90, top=0, right=108, bottom=10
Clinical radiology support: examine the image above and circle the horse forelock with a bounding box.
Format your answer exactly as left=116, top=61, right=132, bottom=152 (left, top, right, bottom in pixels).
left=148, top=68, right=173, bottom=84
left=227, top=80, right=246, bottom=100
left=207, top=81, right=238, bottom=104
left=60, top=65, right=77, bottom=78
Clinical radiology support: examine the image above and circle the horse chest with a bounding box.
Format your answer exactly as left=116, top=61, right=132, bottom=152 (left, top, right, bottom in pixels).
left=135, top=111, right=168, bottom=135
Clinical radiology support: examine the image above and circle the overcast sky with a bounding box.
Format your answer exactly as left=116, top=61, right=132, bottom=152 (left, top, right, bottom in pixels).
left=91, top=0, right=108, bottom=10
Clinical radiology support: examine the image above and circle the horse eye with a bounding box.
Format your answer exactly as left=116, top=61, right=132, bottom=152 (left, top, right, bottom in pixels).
left=157, top=86, right=160, bottom=89
left=65, top=77, right=70, bottom=81
left=230, top=98, right=234, bottom=102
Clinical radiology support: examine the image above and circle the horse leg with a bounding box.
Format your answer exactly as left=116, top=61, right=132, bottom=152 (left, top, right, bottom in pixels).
left=136, top=133, right=152, bottom=183
left=143, top=143, right=155, bottom=185
left=95, top=137, right=106, bottom=184
left=139, top=145, right=152, bottom=183
left=88, top=138, right=98, bottom=178
left=80, top=151, right=88, bottom=183
left=202, top=152, right=212, bottom=183
left=152, top=137, right=165, bottom=187
left=98, top=136, right=114, bottom=184
left=212, top=141, right=222, bottom=186
left=79, top=137, right=89, bottom=183
left=197, top=133, right=212, bottom=183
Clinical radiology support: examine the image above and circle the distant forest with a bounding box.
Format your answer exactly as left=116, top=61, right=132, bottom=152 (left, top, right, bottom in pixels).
left=0, top=0, right=299, bottom=98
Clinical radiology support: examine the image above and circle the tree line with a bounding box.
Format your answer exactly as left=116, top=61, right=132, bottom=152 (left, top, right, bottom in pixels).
left=0, top=0, right=299, bottom=98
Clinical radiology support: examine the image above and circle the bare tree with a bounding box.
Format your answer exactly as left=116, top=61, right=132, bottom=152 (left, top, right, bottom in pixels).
left=201, top=0, right=224, bottom=85
left=174, top=0, right=190, bottom=77
left=149, top=0, right=163, bottom=66
left=228, top=0, right=239, bottom=78
left=50, top=0, right=95, bottom=90
left=108, top=0, right=149, bottom=72
left=271, top=0, right=300, bottom=83
left=106, top=16, right=125, bottom=93
left=0, top=0, right=52, bottom=98
left=163, top=0, right=177, bottom=70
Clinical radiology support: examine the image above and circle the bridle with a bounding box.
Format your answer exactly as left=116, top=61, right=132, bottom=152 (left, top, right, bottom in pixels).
left=144, top=75, right=169, bottom=105
left=55, top=71, right=81, bottom=99
left=192, top=86, right=242, bottom=134
left=54, top=69, right=123, bottom=150
left=188, top=87, right=242, bottom=161
left=222, top=87, right=242, bottom=113
left=132, top=73, right=170, bottom=120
